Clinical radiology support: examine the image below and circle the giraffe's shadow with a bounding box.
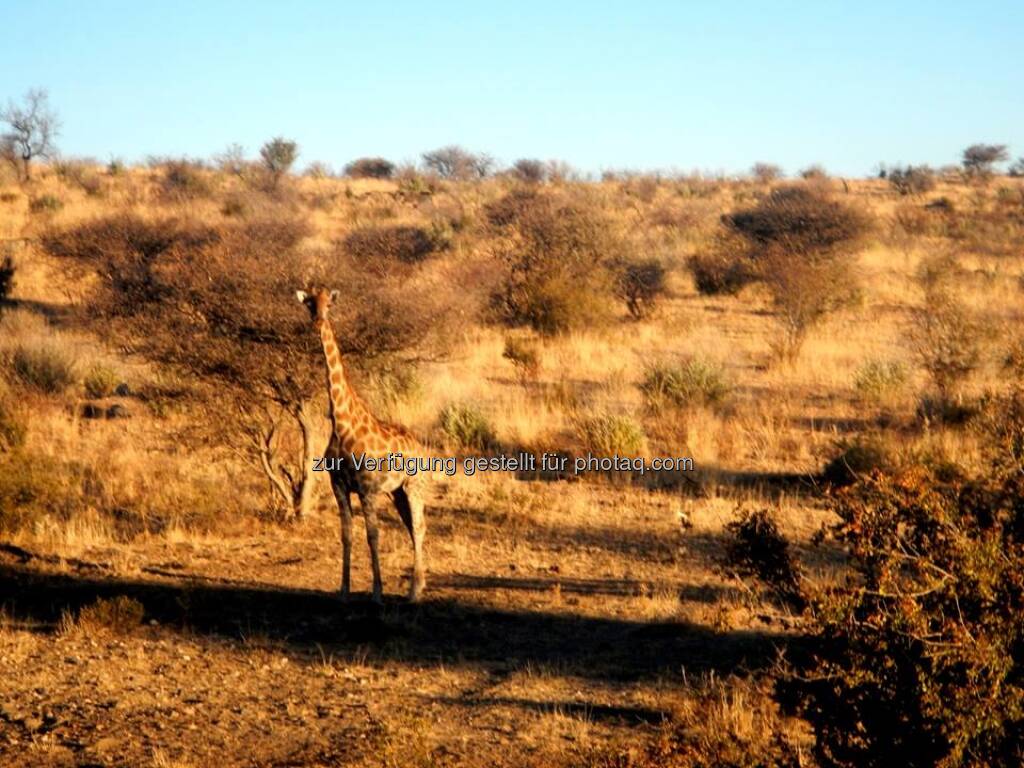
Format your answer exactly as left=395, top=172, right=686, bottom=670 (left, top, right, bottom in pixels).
left=0, top=549, right=789, bottom=683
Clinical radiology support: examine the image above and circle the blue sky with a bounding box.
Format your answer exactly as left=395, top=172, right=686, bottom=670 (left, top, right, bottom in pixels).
left=1, top=1, right=1021, bottom=176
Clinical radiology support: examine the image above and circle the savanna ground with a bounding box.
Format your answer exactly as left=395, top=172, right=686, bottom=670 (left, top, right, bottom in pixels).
left=0, top=156, right=1022, bottom=766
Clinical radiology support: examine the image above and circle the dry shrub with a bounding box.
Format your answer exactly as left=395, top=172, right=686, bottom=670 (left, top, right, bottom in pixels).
left=910, top=283, right=982, bottom=406
left=760, top=248, right=862, bottom=359
left=688, top=238, right=755, bottom=296
left=220, top=193, right=249, bottom=217
left=0, top=386, right=26, bottom=451
left=946, top=204, right=1024, bottom=258
left=890, top=203, right=942, bottom=239
left=72, top=596, right=145, bottom=636
left=579, top=675, right=803, bottom=767
left=159, top=159, right=211, bottom=200
left=724, top=186, right=868, bottom=257
left=821, top=434, right=900, bottom=488
left=421, top=145, right=493, bottom=180
left=853, top=359, right=909, bottom=404
left=613, top=256, right=668, bottom=319
left=719, top=187, right=868, bottom=358
left=784, top=455, right=1024, bottom=767
left=486, top=190, right=621, bottom=334
left=343, top=157, right=395, bottom=179
left=887, top=165, right=936, bottom=196
left=502, top=335, right=540, bottom=383
left=510, top=158, right=546, bottom=183
left=0, top=247, right=14, bottom=302
left=343, top=224, right=444, bottom=265
left=751, top=162, right=783, bottom=183
left=0, top=450, right=104, bottom=533
left=724, top=508, right=805, bottom=611
left=6, top=340, right=78, bottom=394
left=43, top=212, right=448, bottom=519
left=717, top=409, right=1024, bottom=766
left=55, top=158, right=104, bottom=196
left=622, top=175, right=660, bottom=203
left=29, top=194, right=63, bottom=214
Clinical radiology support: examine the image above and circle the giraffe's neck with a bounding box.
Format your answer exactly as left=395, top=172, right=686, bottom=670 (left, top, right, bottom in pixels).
left=316, top=317, right=378, bottom=453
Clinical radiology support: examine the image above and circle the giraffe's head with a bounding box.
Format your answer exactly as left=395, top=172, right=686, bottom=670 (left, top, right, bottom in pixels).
left=295, top=287, right=340, bottom=322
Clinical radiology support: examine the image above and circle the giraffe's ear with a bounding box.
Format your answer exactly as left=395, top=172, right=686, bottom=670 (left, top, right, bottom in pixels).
left=329, top=289, right=340, bottom=302
left=295, top=290, right=309, bottom=303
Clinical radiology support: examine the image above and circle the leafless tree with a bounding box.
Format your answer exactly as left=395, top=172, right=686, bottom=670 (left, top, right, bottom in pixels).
left=751, top=162, right=782, bottom=183
left=1, top=88, right=60, bottom=180
left=421, top=145, right=493, bottom=180
left=511, top=158, right=546, bottom=183
left=214, top=143, right=248, bottom=176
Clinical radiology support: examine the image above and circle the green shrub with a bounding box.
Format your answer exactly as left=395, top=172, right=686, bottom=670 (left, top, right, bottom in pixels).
left=8, top=342, right=78, bottom=394
left=640, top=356, right=731, bottom=411
left=853, top=359, right=909, bottom=402
left=83, top=363, right=120, bottom=398
left=574, top=412, right=646, bottom=456
left=440, top=403, right=497, bottom=451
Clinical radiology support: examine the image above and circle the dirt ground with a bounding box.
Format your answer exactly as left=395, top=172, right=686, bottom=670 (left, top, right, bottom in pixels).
left=0, top=476, right=814, bottom=768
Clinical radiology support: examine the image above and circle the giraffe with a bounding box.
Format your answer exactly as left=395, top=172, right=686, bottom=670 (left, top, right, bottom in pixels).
left=296, top=287, right=427, bottom=603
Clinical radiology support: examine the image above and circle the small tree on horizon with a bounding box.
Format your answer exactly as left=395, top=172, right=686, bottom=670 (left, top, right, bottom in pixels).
left=751, top=162, right=783, bottom=183
left=259, top=136, right=299, bottom=189
left=422, top=145, right=494, bottom=180
left=1, top=88, right=60, bottom=181
left=343, top=157, right=395, bottom=179
left=961, top=143, right=1009, bottom=180
left=511, top=158, right=546, bottom=183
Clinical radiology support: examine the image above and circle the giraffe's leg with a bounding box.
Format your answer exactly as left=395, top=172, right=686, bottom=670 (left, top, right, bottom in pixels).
left=393, top=486, right=427, bottom=602
left=361, top=495, right=384, bottom=604
left=330, top=474, right=354, bottom=599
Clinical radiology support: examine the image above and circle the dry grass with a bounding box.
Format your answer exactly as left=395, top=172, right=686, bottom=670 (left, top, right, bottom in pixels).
left=0, top=165, right=1022, bottom=766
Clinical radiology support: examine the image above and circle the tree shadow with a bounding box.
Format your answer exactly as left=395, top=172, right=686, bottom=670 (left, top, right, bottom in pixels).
left=432, top=505, right=685, bottom=564
left=433, top=572, right=741, bottom=603
left=2, top=296, right=77, bottom=325
left=0, top=553, right=787, bottom=683
left=427, top=694, right=668, bottom=726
